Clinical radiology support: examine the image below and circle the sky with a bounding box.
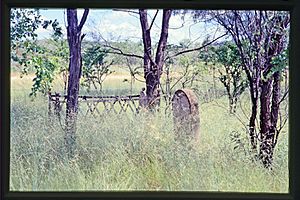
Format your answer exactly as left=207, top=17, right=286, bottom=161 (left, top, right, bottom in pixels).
left=37, top=9, right=222, bottom=45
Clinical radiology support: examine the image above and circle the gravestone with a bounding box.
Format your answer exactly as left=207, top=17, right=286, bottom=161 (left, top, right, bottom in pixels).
left=172, top=89, right=200, bottom=141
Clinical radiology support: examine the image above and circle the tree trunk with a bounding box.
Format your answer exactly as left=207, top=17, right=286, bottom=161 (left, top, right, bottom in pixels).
left=65, top=9, right=89, bottom=158
left=151, top=9, right=171, bottom=109
left=155, top=9, right=172, bottom=79
left=139, top=9, right=172, bottom=110
left=258, top=78, right=273, bottom=167
left=271, top=71, right=281, bottom=148
left=248, top=79, right=259, bottom=151
left=259, top=26, right=286, bottom=167
left=139, top=9, right=153, bottom=102
left=211, top=10, right=289, bottom=168
left=258, top=71, right=281, bottom=167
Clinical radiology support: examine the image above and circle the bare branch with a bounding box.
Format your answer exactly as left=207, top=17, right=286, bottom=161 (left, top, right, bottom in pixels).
left=112, top=9, right=139, bottom=15
left=125, top=58, right=146, bottom=83
left=149, top=10, right=159, bottom=31
left=139, top=9, right=156, bottom=67
left=279, top=88, right=289, bottom=104
left=165, top=32, right=228, bottom=61
left=63, top=9, right=67, bottom=29
left=170, top=65, right=189, bottom=91
left=107, top=50, right=142, bottom=58
left=78, top=9, right=89, bottom=32
left=276, top=116, right=288, bottom=146
left=104, top=44, right=144, bottom=59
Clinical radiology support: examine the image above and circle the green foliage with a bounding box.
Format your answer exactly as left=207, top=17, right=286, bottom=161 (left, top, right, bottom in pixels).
left=11, top=8, right=62, bottom=48
left=42, top=19, right=63, bottom=41
left=31, top=56, right=56, bottom=95
left=83, top=46, right=107, bottom=67
left=12, top=37, right=69, bottom=96
left=215, top=42, right=248, bottom=94
left=178, top=38, right=192, bottom=49
left=199, top=41, right=248, bottom=113
left=215, top=42, right=240, bottom=67
left=164, top=41, right=209, bottom=84
left=10, top=8, right=42, bottom=47
left=82, top=45, right=114, bottom=92
left=199, top=37, right=217, bottom=65
left=268, top=48, right=289, bottom=78
left=11, top=8, right=65, bottom=96
left=177, top=55, right=204, bottom=88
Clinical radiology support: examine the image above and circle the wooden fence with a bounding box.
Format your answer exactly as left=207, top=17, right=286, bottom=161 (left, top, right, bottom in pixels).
left=48, top=92, right=141, bottom=120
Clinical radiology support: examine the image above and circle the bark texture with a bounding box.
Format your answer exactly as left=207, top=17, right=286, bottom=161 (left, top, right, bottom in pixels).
left=139, top=9, right=172, bottom=109
left=210, top=10, right=289, bottom=167
left=65, top=9, right=89, bottom=158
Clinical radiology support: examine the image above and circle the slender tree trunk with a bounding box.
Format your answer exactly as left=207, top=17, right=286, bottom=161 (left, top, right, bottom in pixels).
left=258, top=78, right=273, bottom=167
left=271, top=71, right=281, bottom=148
left=228, top=95, right=233, bottom=114
left=139, top=9, right=172, bottom=110
left=65, top=9, right=89, bottom=158
left=155, top=9, right=172, bottom=79
left=259, top=28, right=286, bottom=167
left=258, top=71, right=281, bottom=167
left=212, top=66, right=217, bottom=98
left=248, top=79, right=258, bottom=151
left=139, top=9, right=152, bottom=98
left=151, top=9, right=171, bottom=109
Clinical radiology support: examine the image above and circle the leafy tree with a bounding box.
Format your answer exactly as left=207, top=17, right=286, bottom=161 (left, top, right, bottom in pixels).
left=10, top=8, right=42, bottom=47
left=82, top=45, right=113, bottom=93
left=10, top=8, right=64, bottom=96
left=11, top=8, right=90, bottom=158
left=200, top=42, right=248, bottom=113
left=193, top=10, right=290, bottom=168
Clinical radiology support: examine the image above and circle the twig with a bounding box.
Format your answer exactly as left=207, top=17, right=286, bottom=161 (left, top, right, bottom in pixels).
left=149, top=10, right=159, bottom=31
left=102, top=44, right=144, bottom=59
left=112, top=9, right=140, bottom=15
left=165, top=32, right=228, bottom=61
left=279, top=88, right=289, bottom=104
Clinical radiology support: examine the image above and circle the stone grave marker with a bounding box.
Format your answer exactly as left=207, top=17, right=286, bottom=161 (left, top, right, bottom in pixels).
left=172, top=89, right=200, bottom=141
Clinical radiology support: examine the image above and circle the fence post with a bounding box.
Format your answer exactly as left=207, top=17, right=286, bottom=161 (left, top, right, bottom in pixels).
left=54, top=93, right=61, bottom=117
left=48, top=92, right=53, bottom=119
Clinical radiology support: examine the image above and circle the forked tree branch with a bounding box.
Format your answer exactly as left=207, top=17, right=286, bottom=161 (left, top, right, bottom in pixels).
left=78, top=9, right=89, bottom=32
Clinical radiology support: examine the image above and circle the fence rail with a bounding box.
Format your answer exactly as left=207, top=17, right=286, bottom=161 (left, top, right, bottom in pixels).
left=48, top=92, right=142, bottom=119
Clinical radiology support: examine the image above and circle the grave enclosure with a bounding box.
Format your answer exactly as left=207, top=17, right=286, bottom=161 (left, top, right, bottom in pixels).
left=48, top=92, right=141, bottom=118
left=48, top=89, right=200, bottom=140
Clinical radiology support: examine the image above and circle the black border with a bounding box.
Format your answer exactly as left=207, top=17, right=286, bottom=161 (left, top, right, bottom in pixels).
left=1, top=0, right=300, bottom=200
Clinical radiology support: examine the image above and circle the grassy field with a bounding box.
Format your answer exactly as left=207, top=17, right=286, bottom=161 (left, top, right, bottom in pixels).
left=10, top=70, right=289, bottom=192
